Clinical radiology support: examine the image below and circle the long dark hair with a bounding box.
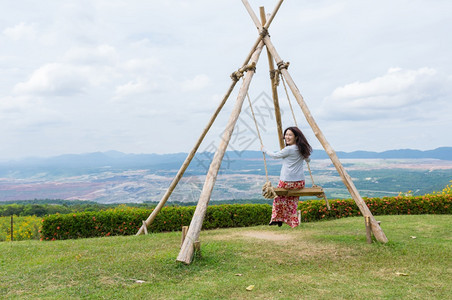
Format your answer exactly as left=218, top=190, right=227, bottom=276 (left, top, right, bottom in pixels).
left=284, top=126, right=312, bottom=158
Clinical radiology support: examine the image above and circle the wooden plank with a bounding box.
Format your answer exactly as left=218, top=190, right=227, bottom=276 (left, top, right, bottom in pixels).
left=274, top=186, right=324, bottom=196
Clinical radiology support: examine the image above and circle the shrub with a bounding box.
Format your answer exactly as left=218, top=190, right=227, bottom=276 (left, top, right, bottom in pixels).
left=41, top=204, right=272, bottom=240
left=298, top=194, right=452, bottom=222
left=0, top=215, right=42, bottom=241
left=40, top=194, right=451, bottom=241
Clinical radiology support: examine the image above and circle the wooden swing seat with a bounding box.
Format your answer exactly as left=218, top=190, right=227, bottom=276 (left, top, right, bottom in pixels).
left=274, top=186, right=331, bottom=210
left=274, top=186, right=324, bottom=197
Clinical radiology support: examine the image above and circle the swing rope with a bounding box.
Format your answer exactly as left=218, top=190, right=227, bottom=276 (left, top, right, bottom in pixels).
left=278, top=72, right=318, bottom=187
left=245, top=91, right=277, bottom=199
left=244, top=71, right=320, bottom=198
left=278, top=73, right=330, bottom=207
left=280, top=73, right=298, bottom=128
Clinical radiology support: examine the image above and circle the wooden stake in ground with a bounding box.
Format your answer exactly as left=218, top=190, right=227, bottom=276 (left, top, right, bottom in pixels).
left=365, top=216, right=372, bottom=244
left=241, top=0, right=388, bottom=243
left=181, top=226, right=188, bottom=247
left=176, top=41, right=265, bottom=264
left=10, top=215, right=13, bottom=242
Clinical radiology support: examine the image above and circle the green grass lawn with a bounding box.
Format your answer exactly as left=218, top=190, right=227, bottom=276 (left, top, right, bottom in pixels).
left=1, top=215, right=451, bottom=299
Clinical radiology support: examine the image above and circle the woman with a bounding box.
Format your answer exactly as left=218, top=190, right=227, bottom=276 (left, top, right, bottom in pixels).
left=263, top=126, right=312, bottom=228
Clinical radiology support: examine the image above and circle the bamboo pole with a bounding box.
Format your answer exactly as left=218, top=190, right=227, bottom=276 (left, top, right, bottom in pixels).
left=177, top=41, right=265, bottom=264
left=242, top=0, right=284, bottom=31
left=260, top=6, right=284, bottom=150
left=142, top=221, right=148, bottom=235
left=135, top=80, right=235, bottom=235
left=240, top=0, right=284, bottom=67
left=241, top=1, right=388, bottom=243
left=135, top=3, right=284, bottom=235
left=264, top=39, right=388, bottom=243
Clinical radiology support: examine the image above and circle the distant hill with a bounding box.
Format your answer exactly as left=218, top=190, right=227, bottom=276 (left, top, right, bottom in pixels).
left=1, top=147, right=451, bottom=173
left=1, top=147, right=451, bottom=203
left=0, top=147, right=450, bottom=179
left=312, top=147, right=452, bottom=160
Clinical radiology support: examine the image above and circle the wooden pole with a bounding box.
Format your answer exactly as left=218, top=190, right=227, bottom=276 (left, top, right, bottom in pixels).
left=11, top=215, right=13, bottom=242
left=260, top=6, right=284, bottom=150
left=142, top=220, right=148, bottom=235
left=194, top=241, right=201, bottom=254
left=265, top=40, right=388, bottom=243
left=177, top=41, right=265, bottom=264
left=181, top=226, right=188, bottom=247
left=135, top=6, right=283, bottom=235
left=265, top=40, right=387, bottom=243
left=135, top=81, right=235, bottom=235
left=240, top=0, right=283, bottom=68
left=241, top=1, right=388, bottom=243
left=365, top=216, right=372, bottom=244
left=242, top=0, right=284, bottom=31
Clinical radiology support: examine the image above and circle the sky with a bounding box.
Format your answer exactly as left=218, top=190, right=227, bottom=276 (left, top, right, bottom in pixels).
left=1, top=0, right=451, bottom=160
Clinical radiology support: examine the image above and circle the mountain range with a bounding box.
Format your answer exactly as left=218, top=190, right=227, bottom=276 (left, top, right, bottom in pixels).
left=0, top=147, right=451, bottom=203
left=1, top=147, right=450, bottom=174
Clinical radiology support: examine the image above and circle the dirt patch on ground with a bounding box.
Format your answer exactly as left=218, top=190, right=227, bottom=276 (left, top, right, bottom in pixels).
left=208, top=229, right=361, bottom=262
left=208, top=229, right=296, bottom=243
left=241, top=231, right=294, bottom=241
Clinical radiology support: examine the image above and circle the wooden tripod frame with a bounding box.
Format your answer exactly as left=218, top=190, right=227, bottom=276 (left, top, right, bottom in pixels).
left=137, top=0, right=388, bottom=264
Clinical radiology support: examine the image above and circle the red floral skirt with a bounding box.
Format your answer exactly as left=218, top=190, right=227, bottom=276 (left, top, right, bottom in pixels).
left=270, top=180, right=305, bottom=228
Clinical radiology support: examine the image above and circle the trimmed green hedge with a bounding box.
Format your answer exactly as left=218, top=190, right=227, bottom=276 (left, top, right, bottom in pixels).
left=41, top=194, right=451, bottom=240
left=41, top=204, right=271, bottom=240
left=299, top=194, right=452, bottom=222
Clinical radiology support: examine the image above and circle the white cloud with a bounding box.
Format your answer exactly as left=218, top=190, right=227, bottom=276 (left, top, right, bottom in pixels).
left=0, top=95, right=65, bottom=129
left=113, top=78, right=157, bottom=100
left=3, top=22, right=36, bottom=40
left=320, top=67, right=449, bottom=120
left=63, top=45, right=118, bottom=66
left=12, top=45, right=123, bottom=97
left=13, top=63, right=90, bottom=96
left=181, top=74, right=210, bottom=91
left=297, top=2, right=345, bottom=23
left=121, top=58, right=160, bottom=73
left=0, top=0, right=451, bottom=158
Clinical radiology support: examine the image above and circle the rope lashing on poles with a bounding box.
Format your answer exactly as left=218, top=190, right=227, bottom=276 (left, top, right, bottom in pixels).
left=269, top=69, right=280, bottom=87
left=230, top=62, right=257, bottom=82
left=245, top=90, right=277, bottom=199
left=259, top=27, right=269, bottom=38
left=277, top=60, right=290, bottom=70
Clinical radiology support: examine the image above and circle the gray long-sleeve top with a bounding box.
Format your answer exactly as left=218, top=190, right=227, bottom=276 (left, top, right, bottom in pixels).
left=264, top=144, right=308, bottom=182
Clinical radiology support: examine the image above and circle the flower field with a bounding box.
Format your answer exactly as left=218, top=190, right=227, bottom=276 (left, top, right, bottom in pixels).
left=0, top=215, right=41, bottom=242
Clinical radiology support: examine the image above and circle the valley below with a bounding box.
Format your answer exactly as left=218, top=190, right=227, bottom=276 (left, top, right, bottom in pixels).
left=1, top=150, right=451, bottom=203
